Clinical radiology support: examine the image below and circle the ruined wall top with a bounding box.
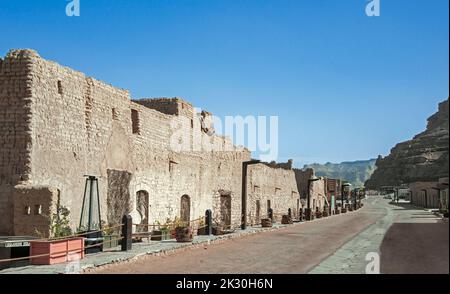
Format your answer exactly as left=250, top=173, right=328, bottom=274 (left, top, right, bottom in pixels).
left=134, top=97, right=194, bottom=119
left=4, top=49, right=40, bottom=60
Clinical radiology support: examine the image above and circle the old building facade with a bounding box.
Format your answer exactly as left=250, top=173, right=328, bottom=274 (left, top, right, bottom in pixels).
left=0, top=49, right=301, bottom=236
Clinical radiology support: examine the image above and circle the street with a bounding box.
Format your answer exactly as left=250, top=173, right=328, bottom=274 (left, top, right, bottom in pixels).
left=90, top=197, right=448, bottom=274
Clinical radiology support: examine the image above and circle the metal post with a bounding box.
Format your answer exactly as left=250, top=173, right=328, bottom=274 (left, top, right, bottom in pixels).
left=88, top=176, right=95, bottom=231
left=121, top=215, right=132, bottom=251
left=205, top=209, right=212, bottom=236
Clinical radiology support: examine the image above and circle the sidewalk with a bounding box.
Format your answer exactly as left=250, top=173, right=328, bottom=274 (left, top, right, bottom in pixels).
left=0, top=223, right=294, bottom=274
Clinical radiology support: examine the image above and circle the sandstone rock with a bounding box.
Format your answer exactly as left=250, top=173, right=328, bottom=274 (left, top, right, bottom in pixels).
left=365, top=98, right=449, bottom=189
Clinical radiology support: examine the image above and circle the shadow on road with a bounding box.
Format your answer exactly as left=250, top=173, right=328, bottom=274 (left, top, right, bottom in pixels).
left=380, top=222, right=449, bottom=274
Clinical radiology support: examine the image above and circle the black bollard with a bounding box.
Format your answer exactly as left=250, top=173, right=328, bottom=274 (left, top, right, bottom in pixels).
left=288, top=208, right=292, bottom=218
left=205, top=209, right=212, bottom=236
left=121, top=215, right=132, bottom=251
left=268, top=208, right=273, bottom=222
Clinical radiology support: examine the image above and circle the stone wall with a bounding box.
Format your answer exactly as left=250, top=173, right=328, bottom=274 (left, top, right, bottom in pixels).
left=0, top=50, right=34, bottom=234
left=12, top=185, right=59, bottom=237
left=0, top=49, right=306, bottom=236
left=2, top=49, right=359, bottom=236
left=248, top=164, right=299, bottom=224
left=294, top=168, right=314, bottom=199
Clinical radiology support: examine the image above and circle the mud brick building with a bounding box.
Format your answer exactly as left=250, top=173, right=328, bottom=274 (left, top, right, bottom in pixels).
left=293, top=168, right=327, bottom=213
left=409, top=177, right=449, bottom=210
left=0, top=49, right=300, bottom=236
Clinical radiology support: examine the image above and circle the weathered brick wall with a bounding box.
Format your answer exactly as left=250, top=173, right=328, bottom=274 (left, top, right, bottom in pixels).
left=0, top=50, right=34, bottom=234
left=0, top=50, right=254, bottom=234
left=1, top=49, right=303, bottom=235
left=12, top=185, right=59, bottom=237
left=248, top=164, right=299, bottom=224
left=310, top=177, right=327, bottom=212
left=293, top=168, right=327, bottom=212
left=294, top=168, right=314, bottom=199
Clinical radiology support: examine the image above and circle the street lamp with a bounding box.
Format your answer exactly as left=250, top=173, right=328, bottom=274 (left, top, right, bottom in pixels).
left=306, top=177, right=320, bottom=221
left=241, top=159, right=261, bottom=230
left=341, top=183, right=351, bottom=211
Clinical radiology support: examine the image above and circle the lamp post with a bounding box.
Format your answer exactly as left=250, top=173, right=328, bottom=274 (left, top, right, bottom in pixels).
left=241, top=159, right=261, bottom=230
left=306, top=178, right=320, bottom=221
left=341, top=183, right=351, bottom=211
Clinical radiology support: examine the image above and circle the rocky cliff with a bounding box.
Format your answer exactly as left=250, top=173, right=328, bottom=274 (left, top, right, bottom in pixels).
left=365, top=98, right=449, bottom=189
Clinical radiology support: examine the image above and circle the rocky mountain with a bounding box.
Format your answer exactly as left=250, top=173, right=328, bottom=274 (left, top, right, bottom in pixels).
left=304, top=159, right=377, bottom=188
left=365, top=98, right=449, bottom=189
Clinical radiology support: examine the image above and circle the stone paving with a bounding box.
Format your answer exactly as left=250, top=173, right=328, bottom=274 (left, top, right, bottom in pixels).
left=1, top=197, right=443, bottom=274
left=309, top=198, right=443, bottom=274
left=0, top=224, right=292, bottom=274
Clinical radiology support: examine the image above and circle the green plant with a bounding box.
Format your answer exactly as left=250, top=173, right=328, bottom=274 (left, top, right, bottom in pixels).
left=198, top=218, right=205, bottom=229
left=171, top=216, right=188, bottom=229
left=49, top=206, right=73, bottom=238
left=100, top=220, right=116, bottom=235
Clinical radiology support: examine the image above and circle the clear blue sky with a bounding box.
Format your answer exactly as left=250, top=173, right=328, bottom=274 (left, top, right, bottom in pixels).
left=1, top=0, right=448, bottom=167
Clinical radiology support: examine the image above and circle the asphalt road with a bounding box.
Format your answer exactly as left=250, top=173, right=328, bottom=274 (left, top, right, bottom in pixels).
left=380, top=222, right=449, bottom=274
left=92, top=199, right=385, bottom=274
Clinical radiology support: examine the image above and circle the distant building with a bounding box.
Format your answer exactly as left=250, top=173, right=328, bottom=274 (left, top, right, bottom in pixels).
left=409, top=177, right=449, bottom=210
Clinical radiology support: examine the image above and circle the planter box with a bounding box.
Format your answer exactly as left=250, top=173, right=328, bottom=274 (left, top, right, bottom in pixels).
left=197, top=227, right=212, bottom=236
left=212, top=226, right=225, bottom=236
left=30, top=237, right=85, bottom=265
left=175, top=227, right=193, bottom=243
left=261, top=218, right=273, bottom=228
left=151, top=230, right=171, bottom=241
left=103, top=234, right=120, bottom=249
left=281, top=215, right=293, bottom=225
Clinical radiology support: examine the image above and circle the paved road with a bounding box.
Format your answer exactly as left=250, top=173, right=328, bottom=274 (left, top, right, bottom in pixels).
left=93, top=198, right=385, bottom=274
left=91, top=197, right=448, bottom=274
left=381, top=222, right=449, bottom=274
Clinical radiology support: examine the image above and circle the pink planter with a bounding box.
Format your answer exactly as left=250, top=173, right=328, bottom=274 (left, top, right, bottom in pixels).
left=30, top=237, right=85, bottom=265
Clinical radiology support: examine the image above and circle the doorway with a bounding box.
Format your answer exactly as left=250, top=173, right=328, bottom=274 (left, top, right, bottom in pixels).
left=136, top=190, right=149, bottom=232
left=220, top=193, right=232, bottom=228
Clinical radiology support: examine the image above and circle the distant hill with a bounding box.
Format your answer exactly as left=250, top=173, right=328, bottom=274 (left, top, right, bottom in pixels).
left=303, top=159, right=377, bottom=188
